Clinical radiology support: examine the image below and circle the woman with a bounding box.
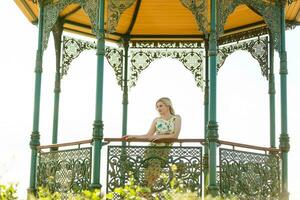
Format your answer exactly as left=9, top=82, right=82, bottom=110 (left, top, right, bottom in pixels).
left=123, top=97, right=181, bottom=189
left=123, top=97, right=181, bottom=142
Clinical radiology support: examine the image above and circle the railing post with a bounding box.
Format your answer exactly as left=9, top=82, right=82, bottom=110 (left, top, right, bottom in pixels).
left=91, top=0, right=105, bottom=189
left=278, top=1, right=290, bottom=199
left=28, top=0, right=44, bottom=196
left=207, top=0, right=219, bottom=196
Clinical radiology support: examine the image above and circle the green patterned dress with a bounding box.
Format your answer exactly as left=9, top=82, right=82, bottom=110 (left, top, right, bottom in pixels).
left=143, top=115, right=177, bottom=189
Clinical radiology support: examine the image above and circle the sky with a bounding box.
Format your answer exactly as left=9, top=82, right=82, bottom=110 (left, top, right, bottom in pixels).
left=0, top=1, right=299, bottom=199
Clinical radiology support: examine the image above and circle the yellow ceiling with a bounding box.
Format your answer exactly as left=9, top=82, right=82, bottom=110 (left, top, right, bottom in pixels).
left=14, top=0, right=300, bottom=41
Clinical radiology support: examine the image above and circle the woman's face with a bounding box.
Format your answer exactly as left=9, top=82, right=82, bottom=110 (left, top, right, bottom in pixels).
left=156, top=101, right=169, bottom=115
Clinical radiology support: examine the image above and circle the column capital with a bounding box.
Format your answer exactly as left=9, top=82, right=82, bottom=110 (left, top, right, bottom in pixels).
left=207, top=121, right=219, bottom=142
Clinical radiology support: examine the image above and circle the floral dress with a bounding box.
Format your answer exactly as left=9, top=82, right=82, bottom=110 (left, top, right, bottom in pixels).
left=143, top=115, right=177, bottom=189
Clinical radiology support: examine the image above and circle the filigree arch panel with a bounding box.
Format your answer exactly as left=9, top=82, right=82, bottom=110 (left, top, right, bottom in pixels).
left=107, top=0, right=137, bottom=33
left=217, top=36, right=269, bottom=79
left=217, top=1, right=280, bottom=51
left=129, top=49, right=204, bottom=89
left=179, top=0, right=208, bottom=34
left=42, top=0, right=98, bottom=50
left=61, top=36, right=123, bottom=88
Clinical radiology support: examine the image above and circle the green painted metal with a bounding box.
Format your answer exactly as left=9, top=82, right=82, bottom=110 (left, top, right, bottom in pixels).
left=37, top=147, right=92, bottom=198
left=91, top=0, right=105, bottom=189
left=51, top=19, right=63, bottom=147
left=207, top=0, right=219, bottom=196
left=122, top=37, right=129, bottom=142
left=279, top=2, right=290, bottom=199
left=219, top=148, right=281, bottom=198
left=29, top=0, right=44, bottom=193
left=106, top=145, right=203, bottom=195
left=203, top=38, right=209, bottom=196
left=268, top=33, right=276, bottom=148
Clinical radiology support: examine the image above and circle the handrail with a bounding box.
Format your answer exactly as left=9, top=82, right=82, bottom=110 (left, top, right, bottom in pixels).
left=218, top=139, right=280, bottom=153
left=37, top=139, right=93, bottom=150
left=104, top=137, right=205, bottom=144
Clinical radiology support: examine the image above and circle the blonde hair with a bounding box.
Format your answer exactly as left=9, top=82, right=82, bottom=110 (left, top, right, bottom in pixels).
left=156, top=97, right=175, bottom=115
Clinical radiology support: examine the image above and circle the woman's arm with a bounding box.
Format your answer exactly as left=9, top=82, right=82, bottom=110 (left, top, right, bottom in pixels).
left=123, top=118, right=157, bottom=140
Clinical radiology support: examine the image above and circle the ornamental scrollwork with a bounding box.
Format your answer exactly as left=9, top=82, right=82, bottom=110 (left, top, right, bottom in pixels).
left=130, top=41, right=203, bottom=49
left=217, top=0, right=281, bottom=51
left=107, top=0, right=137, bottom=33
left=107, top=146, right=202, bottom=195
left=42, top=0, right=98, bottom=50
left=61, top=36, right=123, bottom=88
left=217, top=36, right=269, bottom=80
left=179, top=0, right=208, bottom=34
left=219, top=148, right=280, bottom=199
left=37, top=147, right=92, bottom=199
left=129, top=49, right=204, bottom=89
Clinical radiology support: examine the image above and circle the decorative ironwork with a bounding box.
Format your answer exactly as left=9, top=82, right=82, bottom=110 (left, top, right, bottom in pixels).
left=179, top=0, right=208, bottom=34
left=130, top=41, right=203, bottom=49
left=217, top=36, right=269, bottom=79
left=219, top=148, right=280, bottom=199
left=105, top=46, right=124, bottom=87
left=217, top=0, right=281, bottom=51
left=37, top=147, right=92, bottom=197
left=61, top=36, right=97, bottom=78
left=129, top=49, right=204, bottom=89
left=107, top=145, right=202, bottom=195
left=42, top=0, right=98, bottom=50
left=61, top=36, right=123, bottom=88
left=107, top=0, right=137, bottom=33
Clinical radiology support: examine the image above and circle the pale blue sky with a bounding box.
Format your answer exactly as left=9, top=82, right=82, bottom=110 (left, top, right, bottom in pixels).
left=1, top=1, right=299, bottom=199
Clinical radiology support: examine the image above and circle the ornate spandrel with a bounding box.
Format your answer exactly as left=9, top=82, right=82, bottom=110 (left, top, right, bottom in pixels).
left=219, top=148, right=280, bottom=199
left=107, top=0, right=137, bottom=33
left=42, top=0, right=98, bottom=50
left=37, top=147, right=92, bottom=198
left=61, top=36, right=97, bottom=78
left=129, top=49, right=204, bottom=89
left=217, top=0, right=281, bottom=51
left=107, top=146, right=202, bottom=195
left=61, top=36, right=123, bottom=88
left=179, top=0, right=208, bottom=34
left=217, top=36, right=269, bottom=80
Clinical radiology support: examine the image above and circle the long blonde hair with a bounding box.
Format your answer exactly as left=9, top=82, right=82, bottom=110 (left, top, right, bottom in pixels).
left=156, top=97, right=175, bottom=115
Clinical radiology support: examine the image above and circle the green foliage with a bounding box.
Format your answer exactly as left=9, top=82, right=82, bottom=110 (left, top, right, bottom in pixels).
left=0, top=183, right=18, bottom=200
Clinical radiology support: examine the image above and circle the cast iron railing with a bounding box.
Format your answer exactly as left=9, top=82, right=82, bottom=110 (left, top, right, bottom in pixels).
left=104, top=138, right=205, bottom=196
left=36, top=140, right=92, bottom=198
left=217, top=140, right=281, bottom=200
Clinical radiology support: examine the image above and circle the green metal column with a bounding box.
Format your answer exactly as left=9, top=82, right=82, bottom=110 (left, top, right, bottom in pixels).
left=28, top=0, right=44, bottom=194
left=279, top=1, right=290, bottom=199
left=91, top=0, right=105, bottom=189
left=51, top=18, right=63, bottom=147
left=207, top=0, right=219, bottom=196
left=203, top=38, right=209, bottom=196
left=122, top=37, right=129, bottom=142
left=268, top=32, right=276, bottom=148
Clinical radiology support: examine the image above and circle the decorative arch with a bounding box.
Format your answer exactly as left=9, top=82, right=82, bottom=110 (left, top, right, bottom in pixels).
left=129, top=49, right=204, bottom=89
left=217, top=36, right=269, bottom=79
left=42, top=0, right=98, bottom=50
left=60, top=36, right=123, bottom=88
left=217, top=1, right=280, bottom=51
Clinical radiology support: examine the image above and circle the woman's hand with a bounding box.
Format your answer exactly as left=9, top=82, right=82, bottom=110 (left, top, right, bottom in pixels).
left=122, top=135, right=135, bottom=140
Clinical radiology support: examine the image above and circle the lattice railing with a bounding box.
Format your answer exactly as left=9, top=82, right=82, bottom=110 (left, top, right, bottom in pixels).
left=105, top=139, right=204, bottom=196
left=36, top=140, right=92, bottom=198
left=218, top=142, right=281, bottom=200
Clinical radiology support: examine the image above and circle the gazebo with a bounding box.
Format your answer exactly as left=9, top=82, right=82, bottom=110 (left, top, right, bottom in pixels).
left=15, top=0, right=299, bottom=199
